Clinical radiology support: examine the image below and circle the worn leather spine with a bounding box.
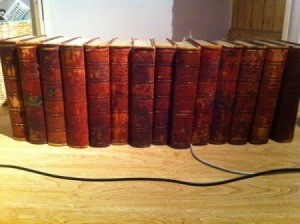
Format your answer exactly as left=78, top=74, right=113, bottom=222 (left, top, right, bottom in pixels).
left=85, top=41, right=110, bottom=147
left=110, top=45, right=131, bottom=144
left=271, top=43, right=300, bottom=142
left=39, top=43, right=67, bottom=146
left=60, top=44, right=89, bottom=148
left=17, top=42, right=47, bottom=144
left=130, top=43, right=156, bottom=147
left=170, top=44, right=201, bottom=149
left=209, top=44, right=243, bottom=144
left=229, top=44, right=266, bottom=144
left=249, top=45, right=288, bottom=144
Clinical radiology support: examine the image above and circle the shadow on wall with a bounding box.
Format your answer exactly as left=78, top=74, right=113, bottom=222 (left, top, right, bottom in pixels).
left=172, top=0, right=232, bottom=41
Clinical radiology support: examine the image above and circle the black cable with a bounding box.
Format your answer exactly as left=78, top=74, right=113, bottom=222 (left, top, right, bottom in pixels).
left=0, top=164, right=300, bottom=187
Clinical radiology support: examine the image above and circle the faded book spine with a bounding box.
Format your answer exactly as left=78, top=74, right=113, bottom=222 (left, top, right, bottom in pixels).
left=17, top=44, right=47, bottom=144
left=152, top=47, right=176, bottom=145
left=209, top=47, right=243, bottom=144
left=192, top=47, right=221, bottom=145
left=110, top=47, right=131, bottom=144
left=170, top=49, right=201, bottom=149
left=60, top=45, right=89, bottom=148
left=39, top=44, right=67, bottom=146
left=0, top=44, right=28, bottom=140
left=229, top=47, right=266, bottom=144
left=249, top=48, right=288, bottom=144
left=130, top=47, right=155, bottom=147
left=271, top=47, right=300, bottom=142
left=85, top=44, right=110, bottom=147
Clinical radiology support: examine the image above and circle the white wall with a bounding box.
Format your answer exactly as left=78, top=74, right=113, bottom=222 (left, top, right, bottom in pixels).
left=287, top=0, right=300, bottom=43
left=42, top=0, right=232, bottom=41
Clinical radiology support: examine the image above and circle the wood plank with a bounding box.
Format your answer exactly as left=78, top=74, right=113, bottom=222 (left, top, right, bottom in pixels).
left=273, top=0, right=286, bottom=32
left=231, top=0, right=239, bottom=29
left=237, top=0, right=246, bottom=29
left=263, top=0, right=276, bottom=31
left=228, top=29, right=282, bottom=41
left=251, top=0, right=265, bottom=31
left=244, top=0, right=253, bottom=30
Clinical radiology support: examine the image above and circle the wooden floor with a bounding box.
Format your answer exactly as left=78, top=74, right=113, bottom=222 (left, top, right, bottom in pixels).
left=0, top=106, right=300, bottom=223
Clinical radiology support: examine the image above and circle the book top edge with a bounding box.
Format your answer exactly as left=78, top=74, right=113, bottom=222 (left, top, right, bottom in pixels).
left=42, top=36, right=76, bottom=45
left=215, top=40, right=242, bottom=48
left=175, top=41, right=199, bottom=50
left=234, top=40, right=267, bottom=48
left=65, top=37, right=91, bottom=46
left=191, top=39, right=221, bottom=48
left=270, top=40, right=300, bottom=49
left=253, top=40, right=289, bottom=48
left=0, top=35, right=36, bottom=43
left=133, top=39, right=153, bottom=48
left=21, top=36, right=52, bottom=44
left=154, top=39, right=175, bottom=48
left=86, top=38, right=111, bottom=46
left=110, top=38, right=132, bottom=47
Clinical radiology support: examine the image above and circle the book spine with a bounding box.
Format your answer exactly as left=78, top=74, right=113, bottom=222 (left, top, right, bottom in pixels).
left=17, top=44, right=47, bottom=144
left=110, top=47, right=131, bottom=144
left=130, top=47, right=156, bottom=147
left=0, top=44, right=28, bottom=140
left=39, top=44, right=67, bottom=146
left=271, top=48, right=300, bottom=142
left=152, top=48, right=176, bottom=145
left=209, top=47, right=243, bottom=144
left=229, top=48, right=266, bottom=144
left=85, top=45, right=110, bottom=147
left=192, top=47, right=221, bottom=145
left=60, top=45, right=89, bottom=148
left=170, top=48, right=201, bottom=149
left=249, top=47, right=288, bottom=144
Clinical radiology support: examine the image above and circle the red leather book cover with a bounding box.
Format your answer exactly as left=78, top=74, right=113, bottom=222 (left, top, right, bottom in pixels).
left=187, top=38, right=222, bottom=145
left=249, top=41, right=288, bottom=144
left=270, top=40, right=300, bottom=142
left=110, top=39, right=131, bottom=144
left=170, top=41, right=201, bottom=149
left=17, top=36, right=58, bottom=144
left=0, top=35, right=35, bottom=140
left=229, top=40, right=266, bottom=145
left=130, top=39, right=155, bottom=147
left=152, top=39, right=176, bottom=145
left=39, top=36, right=76, bottom=146
left=60, top=38, right=91, bottom=148
left=209, top=40, right=243, bottom=144
left=85, top=38, right=111, bottom=147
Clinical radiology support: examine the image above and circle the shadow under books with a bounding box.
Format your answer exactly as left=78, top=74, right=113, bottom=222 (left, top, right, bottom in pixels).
left=0, top=105, right=14, bottom=139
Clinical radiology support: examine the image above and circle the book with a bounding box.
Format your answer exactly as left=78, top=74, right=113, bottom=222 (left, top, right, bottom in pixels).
left=17, top=36, right=58, bottom=144
left=169, top=40, right=201, bottom=149
left=39, top=36, right=76, bottom=146
left=109, top=39, right=132, bottom=144
left=270, top=40, right=300, bottom=142
left=249, top=40, right=288, bottom=144
left=0, top=35, right=35, bottom=140
left=85, top=38, right=111, bottom=147
left=130, top=39, right=155, bottom=147
left=228, top=40, right=266, bottom=145
left=60, top=37, right=91, bottom=148
left=187, top=38, right=222, bottom=145
left=209, top=40, right=243, bottom=144
left=152, top=39, right=176, bottom=145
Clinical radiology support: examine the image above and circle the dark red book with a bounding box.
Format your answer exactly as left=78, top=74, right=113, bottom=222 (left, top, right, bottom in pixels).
left=109, top=39, right=132, bottom=144
left=85, top=38, right=111, bottom=147
left=152, top=39, right=176, bottom=145
left=209, top=40, right=243, bottom=144
left=229, top=40, right=266, bottom=145
left=130, top=39, right=155, bottom=147
left=270, top=40, right=300, bottom=142
left=187, top=38, right=222, bottom=145
left=60, top=38, right=91, bottom=148
left=170, top=40, right=201, bottom=149
left=0, top=35, right=35, bottom=140
left=17, top=36, right=58, bottom=144
left=249, top=41, right=288, bottom=144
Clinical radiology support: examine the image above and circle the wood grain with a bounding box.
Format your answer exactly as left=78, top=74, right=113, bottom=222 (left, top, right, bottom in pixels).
left=273, top=0, right=286, bottom=32
left=251, top=0, right=265, bottom=31
left=262, top=0, right=275, bottom=32
left=0, top=106, right=300, bottom=223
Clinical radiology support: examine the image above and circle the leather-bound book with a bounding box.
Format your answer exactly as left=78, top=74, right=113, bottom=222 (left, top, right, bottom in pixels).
left=209, top=40, right=243, bottom=144
left=249, top=40, right=288, bottom=144
left=169, top=40, right=201, bottom=149
left=0, top=35, right=35, bottom=140
left=270, top=40, right=300, bottom=142
left=85, top=38, right=111, bottom=147
left=39, top=36, right=76, bottom=146
left=17, top=36, right=59, bottom=144
left=60, top=38, right=91, bottom=148
left=110, top=39, right=132, bottom=144
left=152, top=39, right=176, bottom=145
left=130, top=39, right=155, bottom=147
left=229, top=40, right=266, bottom=145
left=186, top=38, right=222, bottom=145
